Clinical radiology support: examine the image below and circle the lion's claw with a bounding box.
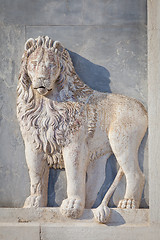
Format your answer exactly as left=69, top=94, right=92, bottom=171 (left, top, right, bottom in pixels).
left=118, top=199, right=136, bottom=209
left=60, top=198, right=84, bottom=219
left=94, top=204, right=111, bottom=224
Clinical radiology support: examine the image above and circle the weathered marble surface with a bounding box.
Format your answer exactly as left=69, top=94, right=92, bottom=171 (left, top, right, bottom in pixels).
left=0, top=23, right=28, bottom=207
left=0, top=0, right=148, bottom=209
left=0, top=208, right=149, bottom=224
left=0, top=0, right=146, bottom=26
left=2, top=222, right=160, bottom=240
left=148, top=0, right=160, bottom=224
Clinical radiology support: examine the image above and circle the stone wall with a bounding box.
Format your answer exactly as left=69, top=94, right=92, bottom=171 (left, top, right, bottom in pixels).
left=0, top=0, right=148, bottom=208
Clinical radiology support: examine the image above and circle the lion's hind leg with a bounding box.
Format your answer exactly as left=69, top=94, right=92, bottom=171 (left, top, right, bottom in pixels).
left=112, top=151, right=144, bottom=209
left=108, top=121, right=146, bottom=209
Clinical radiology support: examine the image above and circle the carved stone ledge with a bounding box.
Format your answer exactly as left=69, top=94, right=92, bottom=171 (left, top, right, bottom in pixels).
left=0, top=208, right=148, bottom=226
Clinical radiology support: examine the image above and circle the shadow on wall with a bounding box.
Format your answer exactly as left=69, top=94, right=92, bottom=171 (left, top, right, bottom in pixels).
left=48, top=169, right=62, bottom=207
left=68, top=50, right=111, bottom=93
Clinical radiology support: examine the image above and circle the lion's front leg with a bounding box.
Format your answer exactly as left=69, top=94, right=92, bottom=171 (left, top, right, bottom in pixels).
left=23, top=142, right=49, bottom=208
left=60, top=133, right=88, bottom=219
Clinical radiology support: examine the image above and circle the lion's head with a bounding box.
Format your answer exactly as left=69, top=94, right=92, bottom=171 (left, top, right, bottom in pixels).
left=17, top=36, right=93, bottom=103
left=26, top=37, right=61, bottom=96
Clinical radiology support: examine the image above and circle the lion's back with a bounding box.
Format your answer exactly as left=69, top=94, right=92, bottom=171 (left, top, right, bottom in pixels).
left=90, top=92, right=147, bottom=135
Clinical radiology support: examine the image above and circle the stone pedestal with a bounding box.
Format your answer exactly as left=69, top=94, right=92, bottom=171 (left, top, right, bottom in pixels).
left=0, top=208, right=150, bottom=240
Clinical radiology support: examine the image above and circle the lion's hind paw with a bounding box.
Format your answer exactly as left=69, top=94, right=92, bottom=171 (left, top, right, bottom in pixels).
left=94, top=204, right=111, bottom=224
left=60, top=197, right=84, bottom=219
left=118, top=199, right=136, bottom=209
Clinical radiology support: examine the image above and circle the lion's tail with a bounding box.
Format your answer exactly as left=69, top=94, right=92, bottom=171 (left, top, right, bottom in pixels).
left=101, top=167, right=124, bottom=206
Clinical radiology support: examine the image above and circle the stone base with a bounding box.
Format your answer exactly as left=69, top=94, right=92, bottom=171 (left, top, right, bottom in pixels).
left=0, top=208, right=156, bottom=240
left=0, top=207, right=148, bottom=225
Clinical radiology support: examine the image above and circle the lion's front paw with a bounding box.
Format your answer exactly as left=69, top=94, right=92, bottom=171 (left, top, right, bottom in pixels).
left=60, top=197, right=84, bottom=219
left=94, top=204, right=111, bottom=224
left=118, top=199, right=136, bottom=209
left=23, top=195, right=46, bottom=208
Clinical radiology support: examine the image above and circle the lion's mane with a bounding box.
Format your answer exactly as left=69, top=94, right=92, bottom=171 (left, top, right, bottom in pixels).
left=17, top=36, right=95, bottom=169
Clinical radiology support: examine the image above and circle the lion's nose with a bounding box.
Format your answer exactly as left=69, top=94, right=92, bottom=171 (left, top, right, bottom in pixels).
left=37, top=77, right=47, bottom=86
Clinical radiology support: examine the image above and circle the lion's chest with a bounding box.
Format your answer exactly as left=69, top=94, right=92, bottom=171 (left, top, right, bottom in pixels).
left=21, top=100, right=85, bottom=169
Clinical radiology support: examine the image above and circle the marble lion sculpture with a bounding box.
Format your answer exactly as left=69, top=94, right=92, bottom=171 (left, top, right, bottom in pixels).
left=17, top=36, right=147, bottom=223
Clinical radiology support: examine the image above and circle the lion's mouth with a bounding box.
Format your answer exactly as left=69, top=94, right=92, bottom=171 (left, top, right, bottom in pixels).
left=34, top=86, right=52, bottom=95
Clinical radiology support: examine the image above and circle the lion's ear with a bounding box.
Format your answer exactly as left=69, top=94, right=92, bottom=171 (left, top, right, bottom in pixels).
left=53, top=41, right=64, bottom=53
left=25, top=38, right=35, bottom=51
